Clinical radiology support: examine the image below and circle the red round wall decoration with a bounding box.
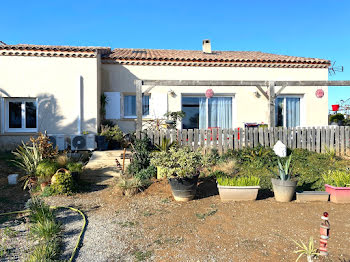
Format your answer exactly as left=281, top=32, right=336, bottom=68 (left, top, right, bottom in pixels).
left=316, top=89, right=324, bottom=98
left=205, top=89, right=214, bottom=98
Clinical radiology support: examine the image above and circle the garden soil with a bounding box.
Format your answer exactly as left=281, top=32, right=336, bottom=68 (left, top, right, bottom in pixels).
left=49, top=178, right=350, bottom=262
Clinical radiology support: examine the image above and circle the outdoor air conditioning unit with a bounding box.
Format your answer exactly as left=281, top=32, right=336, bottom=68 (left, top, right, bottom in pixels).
left=47, top=134, right=66, bottom=151
left=70, top=134, right=96, bottom=151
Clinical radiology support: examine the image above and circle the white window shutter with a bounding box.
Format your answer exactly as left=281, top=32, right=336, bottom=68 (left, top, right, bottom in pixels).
left=150, top=93, right=168, bottom=119
left=104, top=92, right=120, bottom=119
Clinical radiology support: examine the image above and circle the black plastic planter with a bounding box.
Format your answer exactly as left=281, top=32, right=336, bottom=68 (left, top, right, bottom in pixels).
left=96, top=136, right=109, bottom=151
left=71, top=171, right=80, bottom=181
left=108, top=140, right=121, bottom=150
left=168, top=175, right=198, bottom=202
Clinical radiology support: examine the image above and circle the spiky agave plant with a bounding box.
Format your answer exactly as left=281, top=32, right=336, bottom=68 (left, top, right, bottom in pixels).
left=154, top=137, right=176, bottom=152
left=293, top=237, right=319, bottom=262
left=276, top=154, right=292, bottom=181
left=12, top=142, right=42, bottom=189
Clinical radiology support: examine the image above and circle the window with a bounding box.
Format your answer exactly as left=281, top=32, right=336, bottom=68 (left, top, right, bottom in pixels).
left=6, top=98, right=37, bottom=132
left=124, top=95, right=149, bottom=117
left=182, top=96, right=233, bottom=129
left=275, top=96, right=301, bottom=127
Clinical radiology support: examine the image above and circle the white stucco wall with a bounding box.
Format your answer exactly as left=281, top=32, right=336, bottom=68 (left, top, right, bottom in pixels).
left=102, top=64, right=329, bottom=132
left=0, top=55, right=100, bottom=149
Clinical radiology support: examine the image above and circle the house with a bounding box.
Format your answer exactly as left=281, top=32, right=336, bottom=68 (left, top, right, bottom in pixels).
left=0, top=40, right=331, bottom=150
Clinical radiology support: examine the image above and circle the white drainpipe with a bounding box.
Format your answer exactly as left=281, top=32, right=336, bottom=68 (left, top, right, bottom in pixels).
left=77, top=76, right=82, bottom=135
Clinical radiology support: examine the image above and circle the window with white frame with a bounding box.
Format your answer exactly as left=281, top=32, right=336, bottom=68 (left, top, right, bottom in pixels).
left=124, top=95, right=150, bottom=117
left=182, top=96, right=233, bottom=129
left=275, top=96, right=301, bottom=127
left=5, top=98, right=38, bottom=132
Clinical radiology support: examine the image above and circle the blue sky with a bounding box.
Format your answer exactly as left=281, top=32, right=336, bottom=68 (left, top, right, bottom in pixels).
left=2, top=0, right=349, bottom=109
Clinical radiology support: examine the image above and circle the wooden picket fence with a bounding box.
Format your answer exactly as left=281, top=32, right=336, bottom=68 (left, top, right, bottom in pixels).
left=136, top=126, right=350, bottom=156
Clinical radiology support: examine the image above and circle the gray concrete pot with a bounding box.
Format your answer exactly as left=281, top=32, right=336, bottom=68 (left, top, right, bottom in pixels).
left=271, top=178, right=297, bottom=202
left=217, top=185, right=260, bottom=201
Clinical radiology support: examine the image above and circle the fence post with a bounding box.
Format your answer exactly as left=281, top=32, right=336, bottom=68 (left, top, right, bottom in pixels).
left=269, top=127, right=274, bottom=148
left=259, top=128, right=264, bottom=146
left=239, top=128, right=243, bottom=149
left=264, top=128, right=269, bottom=147
left=253, top=128, right=258, bottom=147
left=307, top=128, right=312, bottom=151
left=346, top=126, right=350, bottom=156
left=229, top=128, right=234, bottom=150
left=212, top=128, right=217, bottom=151
left=335, top=126, right=340, bottom=155
left=188, top=129, right=193, bottom=151
left=200, top=129, right=205, bottom=149
left=182, top=129, right=188, bottom=147
left=193, top=129, right=199, bottom=151
left=316, top=127, right=321, bottom=153
left=340, top=126, right=345, bottom=156
left=223, top=129, right=228, bottom=153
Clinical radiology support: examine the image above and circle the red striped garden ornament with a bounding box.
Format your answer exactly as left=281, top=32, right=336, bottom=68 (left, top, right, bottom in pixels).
left=319, top=212, right=330, bottom=256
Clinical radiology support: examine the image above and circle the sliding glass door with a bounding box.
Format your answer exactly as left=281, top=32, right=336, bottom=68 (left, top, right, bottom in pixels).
left=275, top=96, right=301, bottom=127
left=182, top=96, right=233, bottom=129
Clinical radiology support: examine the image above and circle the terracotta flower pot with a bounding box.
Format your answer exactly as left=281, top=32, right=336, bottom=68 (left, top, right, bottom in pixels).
left=325, top=184, right=350, bottom=203
left=271, top=178, right=296, bottom=202
left=217, top=185, right=260, bottom=202
left=40, top=182, right=50, bottom=191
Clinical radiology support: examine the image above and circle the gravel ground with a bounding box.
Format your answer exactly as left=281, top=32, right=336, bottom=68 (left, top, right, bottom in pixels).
left=0, top=215, right=33, bottom=261
left=43, top=179, right=350, bottom=262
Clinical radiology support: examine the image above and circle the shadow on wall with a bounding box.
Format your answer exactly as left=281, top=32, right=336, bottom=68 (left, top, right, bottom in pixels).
left=102, top=65, right=144, bottom=134
left=0, top=93, right=97, bottom=152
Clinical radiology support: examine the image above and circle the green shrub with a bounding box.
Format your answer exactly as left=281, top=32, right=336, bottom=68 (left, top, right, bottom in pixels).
left=100, top=124, right=124, bottom=142
left=28, top=197, right=55, bottom=224
left=201, top=149, right=221, bottom=167
left=323, top=170, right=350, bottom=187
left=225, top=146, right=278, bottom=168
left=35, top=160, right=59, bottom=178
left=66, top=162, right=84, bottom=173
left=51, top=171, right=75, bottom=195
left=134, top=165, right=157, bottom=181
left=217, top=175, right=260, bottom=186
left=27, top=239, right=60, bottom=262
left=208, top=170, right=227, bottom=178
left=292, top=149, right=334, bottom=190
left=30, top=219, right=61, bottom=241
left=127, top=137, right=154, bottom=175
left=329, top=113, right=344, bottom=123
left=150, top=147, right=202, bottom=178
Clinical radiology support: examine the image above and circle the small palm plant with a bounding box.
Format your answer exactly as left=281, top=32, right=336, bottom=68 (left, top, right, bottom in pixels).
left=12, top=142, right=42, bottom=189
left=154, top=137, right=176, bottom=152
left=293, top=237, right=319, bottom=262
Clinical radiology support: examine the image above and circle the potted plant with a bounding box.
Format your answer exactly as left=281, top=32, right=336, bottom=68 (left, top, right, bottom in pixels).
left=153, top=137, right=176, bottom=179
left=118, top=176, right=144, bottom=196
left=151, top=147, right=202, bottom=202
left=329, top=113, right=344, bottom=126
left=323, top=170, right=350, bottom=203
left=96, top=125, right=109, bottom=151
left=66, top=162, right=84, bottom=181
left=36, top=160, right=59, bottom=191
left=164, top=111, right=185, bottom=129
left=271, top=141, right=296, bottom=202
left=216, top=172, right=260, bottom=201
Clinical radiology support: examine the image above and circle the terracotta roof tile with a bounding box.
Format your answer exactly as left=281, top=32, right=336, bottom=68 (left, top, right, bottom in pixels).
left=0, top=43, right=331, bottom=68
left=0, top=44, right=111, bottom=58
left=103, top=48, right=330, bottom=68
